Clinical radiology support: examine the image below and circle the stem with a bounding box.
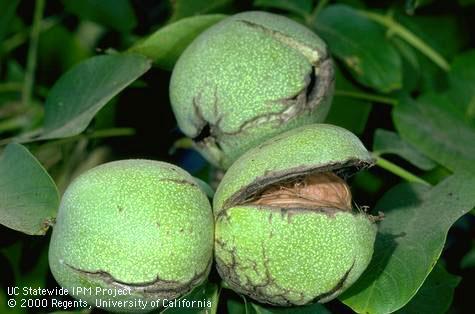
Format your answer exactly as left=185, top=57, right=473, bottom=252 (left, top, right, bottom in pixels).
left=41, top=128, right=136, bottom=147
left=0, top=82, right=23, bottom=93
left=22, top=0, right=45, bottom=107
left=374, top=155, right=431, bottom=186
left=360, top=10, right=450, bottom=71
left=88, top=128, right=136, bottom=139
left=0, top=128, right=135, bottom=147
left=335, top=89, right=398, bottom=106
left=1, top=17, right=57, bottom=55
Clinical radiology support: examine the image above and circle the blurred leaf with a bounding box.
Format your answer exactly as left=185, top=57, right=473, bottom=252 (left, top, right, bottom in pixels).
left=391, top=37, right=420, bottom=93
left=461, top=244, right=475, bottom=269
left=404, top=0, right=434, bottom=14
left=341, top=171, right=475, bottom=313
left=49, top=312, right=90, bottom=314
left=390, top=28, right=445, bottom=93
left=395, top=13, right=465, bottom=60
left=0, top=144, right=58, bottom=235
left=31, top=54, right=150, bottom=140
left=415, top=52, right=446, bottom=93
left=337, top=0, right=366, bottom=8
left=250, top=302, right=331, bottom=314
left=75, top=20, right=106, bottom=51
left=161, top=281, right=218, bottom=313
left=373, top=129, right=436, bottom=171
left=130, top=14, right=226, bottom=70
left=6, top=60, right=24, bottom=82
left=352, top=171, right=384, bottom=194
left=448, top=50, right=475, bottom=126
left=62, top=0, right=137, bottom=32
left=459, top=0, right=475, bottom=5
left=253, top=0, right=312, bottom=17
left=1, top=242, right=51, bottom=313
left=0, top=251, right=15, bottom=314
left=326, top=66, right=372, bottom=135
left=170, top=0, right=232, bottom=22
left=193, top=177, right=215, bottom=199
left=16, top=243, right=49, bottom=289
left=38, top=25, right=90, bottom=83
left=395, top=262, right=460, bottom=314
left=0, top=0, right=20, bottom=42
left=393, top=93, right=475, bottom=173
left=0, top=102, right=43, bottom=134
left=314, top=5, right=402, bottom=92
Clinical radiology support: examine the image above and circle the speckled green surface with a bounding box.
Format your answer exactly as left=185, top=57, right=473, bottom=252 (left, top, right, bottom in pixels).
left=170, top=11, right=334, bottom=168
left=214, top=124, right=374, bottom=215
left=215, top=207, right=377, bottom=305
left=213, top=124, right=377, bottom=305
left=48, top=160, right=214, bottom=312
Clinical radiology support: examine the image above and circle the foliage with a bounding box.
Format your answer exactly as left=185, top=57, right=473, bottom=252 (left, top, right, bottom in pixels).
left=1, top=0, right=475, bottom=313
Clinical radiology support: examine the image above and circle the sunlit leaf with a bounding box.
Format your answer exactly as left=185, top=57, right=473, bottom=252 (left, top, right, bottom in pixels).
left=393, top=93, right=475, bottom=173
left=34, top=54, right=150, bottom=140
left=130, top=15, right=226, bottom=70
left=341, top=172, right=475, bottom=313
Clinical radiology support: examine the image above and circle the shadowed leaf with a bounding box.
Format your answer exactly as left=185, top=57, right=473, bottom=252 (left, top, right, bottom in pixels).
left=0, top=144, right=58, bottom=235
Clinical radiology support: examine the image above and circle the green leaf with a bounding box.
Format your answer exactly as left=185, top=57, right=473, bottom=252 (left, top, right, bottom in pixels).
left=340, top=171, right=475, bottom=313
left=169, top=0, right=232, bottom=22
left=395, top=13, right=465, bottom=60
left=404, top=0, right=434, bottom=14
left=461, top=244, right=475, bottom=269
left=62, top=0, right=137, bottom=32
left=253, top=0, right=313, bottom=17
left=459, top=0, right=475, bottom=6
left=35, top=54, right=150, bottom=140
left=193, top=177, right=215, bottom=199
left=326, top=66, right=372, bottom=135
left=38, top=25, right=90, bottom=81
left=373, top=129, right=436, bottom=171
left=395, top=262, right=460, bottom=314
left=0, top=0, right=20, bottom=42
left=130, top=14, right=226, bottom=70
left=227, top=297, right=246, bottom=314
left=314, top=5, right=402, bottom=93
left=393, top=93, right=475, bottom=173
left=161, top=281, right=219, bottom=313
left=1, top=242, right=52, bottom=313
left=448, top=50, right=475, bottom=125
left=391, top=37, right=420, bottom=93
left=250, top=302, right=331, bottom=314
left=0, top=144, right=59, bottom=235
